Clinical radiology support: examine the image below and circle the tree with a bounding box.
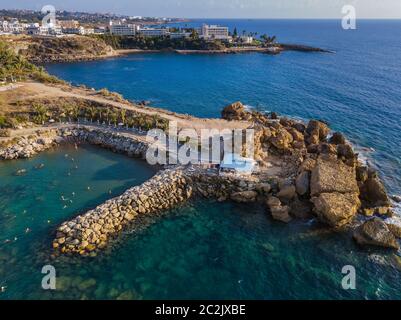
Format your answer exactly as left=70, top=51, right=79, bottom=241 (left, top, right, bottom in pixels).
left=119, top=109, right=127, bottom=125
left=33, top=103, right=48, bottom=125
left=233, top=27, right=238, bottom=38
left=190, top=29, right=199, bottom=41
left=86, top=106, right=97, bottom=122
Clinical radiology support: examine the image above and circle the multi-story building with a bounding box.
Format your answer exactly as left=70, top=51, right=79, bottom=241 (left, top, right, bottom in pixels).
left=6, top=19, right=25, bottom=34
left=169, top=32, right=191, bottom=39
left=109, top=21, right=138, bottom=36
left=199, top=24, right=230, bottom=40
left=137, top=27, right=169, bottom=37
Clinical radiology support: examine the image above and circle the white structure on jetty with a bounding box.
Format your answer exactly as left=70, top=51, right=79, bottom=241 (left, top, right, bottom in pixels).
left=220, top=153, right=256, bottom=175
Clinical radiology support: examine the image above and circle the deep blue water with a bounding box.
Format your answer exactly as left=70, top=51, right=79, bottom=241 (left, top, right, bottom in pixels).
left=45, top=19, right=401, bottom=198
left=2, top=20, right=399, bottom=300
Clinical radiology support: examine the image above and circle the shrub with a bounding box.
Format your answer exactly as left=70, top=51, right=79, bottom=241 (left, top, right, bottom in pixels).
left=0, top=128, right=11, bottom=137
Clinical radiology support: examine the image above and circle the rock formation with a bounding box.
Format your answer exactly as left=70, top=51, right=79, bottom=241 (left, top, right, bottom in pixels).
left=353, top=218, right=400, bottom=250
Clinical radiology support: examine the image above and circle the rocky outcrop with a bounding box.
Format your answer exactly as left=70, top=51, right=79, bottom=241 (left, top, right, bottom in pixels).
left=360, top=175, right=391, bottom=207
left=353, top=218, right=400, bottom=250
left=230, top=191, right=258, bottom=203
left=0, top=126, right=149, bottom=161
left=305, top=120, right=330, bottom=144
left=309, top=157, right=361, bottom=227
left=0, top=131, right=61, bottom=159
left=295, top=171, right=310, bottom=196
left=269, top=128, right=294, bottom=151
left=312, top=192, right=360, bottom=227
left=310, top=157, right=359, bottom=196
left=53, top=169, right=192, bottom=255
left=266, top=196, right=292, bottom=223
left=221, top=101, right=248, bottom=121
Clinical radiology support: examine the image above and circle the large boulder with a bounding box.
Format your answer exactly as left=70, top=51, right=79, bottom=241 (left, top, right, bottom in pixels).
left=306, top=120, right=330, bottom=140
left=310, top=158, right=359, bottom=196
left=361, top=176, right=391, bottom=207
left=295, top=171, right=310, bottom=196
left=266, top=196, right=292, bottom=223
left=353, top=218, right=400, bottom=250
left=269, top=128, right=293, bottom=150
left=329, top=132, right=346, bottom=145
left=277, top=184, right=296, bottom=203
left=312, top=192, right=361, bottom=227
left=230, top=191, right=258, bottom=203
left=221, top=101, right=246, bottom=121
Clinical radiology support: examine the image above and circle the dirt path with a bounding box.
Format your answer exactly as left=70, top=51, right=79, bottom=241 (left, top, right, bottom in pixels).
left=18, top=82, right=250, bottom=133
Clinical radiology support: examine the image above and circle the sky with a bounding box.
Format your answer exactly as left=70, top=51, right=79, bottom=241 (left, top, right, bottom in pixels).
left=0, top=0, right=401, bottom=19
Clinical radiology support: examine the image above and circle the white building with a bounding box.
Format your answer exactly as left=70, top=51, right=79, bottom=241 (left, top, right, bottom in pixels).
left=26, top=24, right=48, bottom=35
left=200, top=24, right=229, bottom=40
left=169, top=32, right=191, bottom=39
left=62, top=26, right=86, bottom=35
left=137, top=27, right=169, bottom=37
left=220, top=153, right=257, bottom=175
left=240, top=36, right=254, bottom=44
left=110, top=23, right=138, bottom=36
left=5, top=19, right=25, bottom=34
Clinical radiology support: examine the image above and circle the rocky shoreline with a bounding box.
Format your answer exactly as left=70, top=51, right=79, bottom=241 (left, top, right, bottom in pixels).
left=1, top=103, right=400, bottom=255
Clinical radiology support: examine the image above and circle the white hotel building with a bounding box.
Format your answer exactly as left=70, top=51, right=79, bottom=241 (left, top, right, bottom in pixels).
left=109, top=21, right=138, bottom=36
left=200, top=24, right=230, bottom=40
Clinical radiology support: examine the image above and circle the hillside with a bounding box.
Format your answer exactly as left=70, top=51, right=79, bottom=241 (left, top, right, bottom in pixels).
left=3, top=35, right=115, bottom=63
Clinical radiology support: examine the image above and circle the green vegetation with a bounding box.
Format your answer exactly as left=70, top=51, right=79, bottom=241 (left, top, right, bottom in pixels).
left=92, top=34, right=228, bottom=51
left=0, top=41, right=64, bottom=84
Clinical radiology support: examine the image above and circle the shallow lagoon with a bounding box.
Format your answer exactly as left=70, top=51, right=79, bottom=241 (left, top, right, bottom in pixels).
left=0, top=145, right=400, bottom=299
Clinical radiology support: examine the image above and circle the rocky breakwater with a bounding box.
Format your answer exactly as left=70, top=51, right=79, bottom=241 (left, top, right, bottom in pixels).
left=222, top=102, right=401, bottom=249
left=0, top=129, right=62, bottom=160
left=53, top=169, right=193, bottom=255
left=59, top=127, right=149, bottom=159
left=0, top=126, right=149, bottom=160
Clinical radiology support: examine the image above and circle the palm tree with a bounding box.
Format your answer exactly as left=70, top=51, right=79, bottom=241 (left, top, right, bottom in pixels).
left=119, top=109, right=127, bottom=125
left=33, top=103, right=48, bottom=125
left=110, top=110, right=118, bottom=126
left=86, top=106, right=97, bottom=122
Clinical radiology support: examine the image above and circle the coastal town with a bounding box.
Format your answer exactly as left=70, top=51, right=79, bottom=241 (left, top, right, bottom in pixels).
left=0, top=10, right=253, bottom=44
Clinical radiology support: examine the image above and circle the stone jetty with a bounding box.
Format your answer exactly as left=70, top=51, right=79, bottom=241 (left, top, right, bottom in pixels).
left=53, top=168, right=192, bottom=254
left=0, top=126, right=149, bottom=160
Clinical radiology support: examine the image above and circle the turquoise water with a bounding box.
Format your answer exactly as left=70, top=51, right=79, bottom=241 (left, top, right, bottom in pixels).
left=45, top=20, right=401, bottom=199
left=1, top=145, right=401, bottom=300
left=2, top=19, right=401, bottom=300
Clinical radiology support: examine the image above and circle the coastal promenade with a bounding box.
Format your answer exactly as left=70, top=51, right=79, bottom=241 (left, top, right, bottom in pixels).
left=14, top=82, right=251, bottom=133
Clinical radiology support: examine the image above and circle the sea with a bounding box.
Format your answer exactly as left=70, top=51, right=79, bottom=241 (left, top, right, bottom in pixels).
left=1, top=19, right=400, bottom=299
